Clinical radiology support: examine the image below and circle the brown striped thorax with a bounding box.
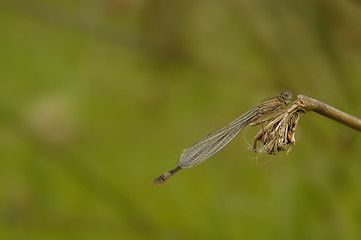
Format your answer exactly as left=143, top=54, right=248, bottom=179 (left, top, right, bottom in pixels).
left=253, top=91, right=292, bottom=121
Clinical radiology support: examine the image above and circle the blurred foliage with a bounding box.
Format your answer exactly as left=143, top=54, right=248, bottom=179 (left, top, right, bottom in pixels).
left=0, top=0, right=361, bottom=239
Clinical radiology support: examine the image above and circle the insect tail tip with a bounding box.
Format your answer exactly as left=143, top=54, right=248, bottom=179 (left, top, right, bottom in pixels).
left=153, top=166, right=181, bottom=185
left=153, top=175, right=165, bottom=185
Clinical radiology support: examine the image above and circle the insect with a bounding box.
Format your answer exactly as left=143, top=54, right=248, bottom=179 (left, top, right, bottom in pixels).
left=153, top=92, right=292, bottom=185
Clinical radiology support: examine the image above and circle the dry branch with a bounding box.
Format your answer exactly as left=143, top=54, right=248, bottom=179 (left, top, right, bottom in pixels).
left=253, top=94, right=361, bottom=155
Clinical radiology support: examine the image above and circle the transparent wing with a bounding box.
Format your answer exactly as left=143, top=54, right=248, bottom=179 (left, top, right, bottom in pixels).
left=178, top=106, right=259, bottom=169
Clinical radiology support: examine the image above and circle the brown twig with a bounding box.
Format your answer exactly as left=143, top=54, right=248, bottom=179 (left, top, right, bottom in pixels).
left=253, top=94, right=361, bottom=155
left=297, top=94, right=361, bottom=131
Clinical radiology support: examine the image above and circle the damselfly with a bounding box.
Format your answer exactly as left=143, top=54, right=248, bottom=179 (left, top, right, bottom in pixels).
left=153, top=91, right=292, bottom=185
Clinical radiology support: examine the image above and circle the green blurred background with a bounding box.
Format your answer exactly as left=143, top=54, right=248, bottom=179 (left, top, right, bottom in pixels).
left=1, top=0, right=361, bottom=239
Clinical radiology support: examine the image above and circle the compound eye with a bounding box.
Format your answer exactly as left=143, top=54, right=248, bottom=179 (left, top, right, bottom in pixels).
left=282, top=91, right=292, bottom=100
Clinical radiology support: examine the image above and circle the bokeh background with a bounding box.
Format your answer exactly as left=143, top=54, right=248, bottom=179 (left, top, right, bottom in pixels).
left=1, top=0, right=361, bottom=239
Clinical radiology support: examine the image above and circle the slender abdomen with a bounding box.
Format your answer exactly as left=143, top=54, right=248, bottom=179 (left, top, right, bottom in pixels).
left=153, top=166, right=182, bottom=185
